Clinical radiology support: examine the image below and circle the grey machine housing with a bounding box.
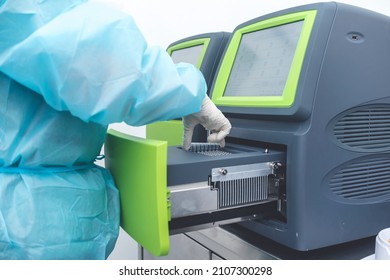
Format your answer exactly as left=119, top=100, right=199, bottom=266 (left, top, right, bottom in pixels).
left=218, top=2, right=390, bottom=251
left=168, top=2, right=390, bottom=251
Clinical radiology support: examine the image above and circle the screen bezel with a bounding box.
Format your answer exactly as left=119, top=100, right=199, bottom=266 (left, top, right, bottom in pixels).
left=211, top=10, right=317, bottom=108
left=167, top=38, right=211, bottom=69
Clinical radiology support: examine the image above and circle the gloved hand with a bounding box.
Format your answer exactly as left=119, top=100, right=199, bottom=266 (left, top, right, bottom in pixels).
left=182, top=95, right=232, bottom=150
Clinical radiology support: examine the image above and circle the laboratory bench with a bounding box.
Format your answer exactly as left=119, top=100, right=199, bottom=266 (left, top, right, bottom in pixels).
left=140, top=224, right=376, bottom=260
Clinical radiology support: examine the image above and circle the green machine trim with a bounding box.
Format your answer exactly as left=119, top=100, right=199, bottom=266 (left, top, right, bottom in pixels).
left=146, top=120, right=183, bottom=146
left=104, top=129, right=170, bottom=256
left=212, top=10, right=317, bottom=108
left=167, top=37, right=211, bottom=69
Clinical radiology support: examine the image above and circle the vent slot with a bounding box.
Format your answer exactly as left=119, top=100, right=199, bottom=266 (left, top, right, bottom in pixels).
left=329, top=156, right=390, bottom=200
left=218, top=176, right=270, bottom=208
left=333, top=106, right=390, bottom=151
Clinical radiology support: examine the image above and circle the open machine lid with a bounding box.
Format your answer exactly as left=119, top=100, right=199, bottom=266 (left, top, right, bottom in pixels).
left=104, top=129, right=170, bottom=256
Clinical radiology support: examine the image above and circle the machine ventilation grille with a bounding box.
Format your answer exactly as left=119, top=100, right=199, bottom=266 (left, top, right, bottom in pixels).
left=333, top=106, right=390, bottom=151
left=329, top=156, right=390, bottom=200
left=218, top=176, right=269, bottom=208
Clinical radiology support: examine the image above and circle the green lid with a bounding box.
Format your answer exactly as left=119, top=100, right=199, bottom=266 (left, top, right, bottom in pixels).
left=146, top=120, right=184, bottom=146
left=104, top=129, right=170, bottom=256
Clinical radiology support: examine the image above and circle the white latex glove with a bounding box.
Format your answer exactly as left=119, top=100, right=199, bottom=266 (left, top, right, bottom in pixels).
left=182, top=95, right=232, bottom=150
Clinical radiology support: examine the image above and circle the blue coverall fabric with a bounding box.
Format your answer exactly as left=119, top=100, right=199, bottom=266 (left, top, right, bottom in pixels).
left=0, top=0, right=206, bottom=259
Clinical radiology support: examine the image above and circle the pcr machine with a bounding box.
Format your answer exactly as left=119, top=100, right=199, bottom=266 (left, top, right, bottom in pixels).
left=146, top=32, right=230, bottom=146
left=105, top=2, right=390, bottom=259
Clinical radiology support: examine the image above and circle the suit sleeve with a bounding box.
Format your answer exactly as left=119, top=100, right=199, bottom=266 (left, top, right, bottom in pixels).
left=0, top=0, right=206, bottom=126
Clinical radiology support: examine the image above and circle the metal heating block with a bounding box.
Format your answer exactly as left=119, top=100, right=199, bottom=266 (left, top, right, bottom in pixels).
left=168, top=143, right=283, bottom=220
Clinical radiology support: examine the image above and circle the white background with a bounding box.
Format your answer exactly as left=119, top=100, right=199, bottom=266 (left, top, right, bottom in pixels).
left=94, top=0, right=390, bottom=260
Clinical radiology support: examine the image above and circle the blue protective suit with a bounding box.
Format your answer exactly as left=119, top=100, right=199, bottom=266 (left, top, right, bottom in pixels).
left=0, top=0, right=206, bottom=259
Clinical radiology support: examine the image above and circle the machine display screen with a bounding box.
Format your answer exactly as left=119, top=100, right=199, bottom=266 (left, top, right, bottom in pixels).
left=211, top=10, right=317, bottom=109
left=170, top=44, right=204, bottom=67
left=224, top=21, right=303, bottom=97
